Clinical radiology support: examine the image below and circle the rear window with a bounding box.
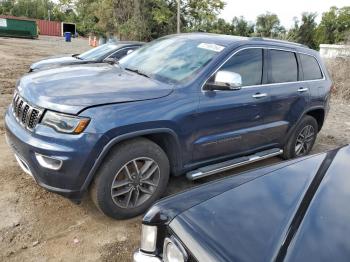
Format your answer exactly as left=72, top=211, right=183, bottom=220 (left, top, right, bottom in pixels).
left=269, top=50, right=298, bottom=83
left=300, top=54, right=323, bottom=80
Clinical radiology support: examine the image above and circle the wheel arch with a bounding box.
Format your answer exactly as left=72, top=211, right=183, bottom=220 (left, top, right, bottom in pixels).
left=81, top=128, right=182, bottom=192
left=284, top=106, right=325, bottom=146
left=305, top=108, right=325, bottom=132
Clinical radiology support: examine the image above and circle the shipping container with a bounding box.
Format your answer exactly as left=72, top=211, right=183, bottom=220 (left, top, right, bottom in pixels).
left=0, top=16, right=37, bottom=39
left=37, top=19, right=61, bottom=37
left=62, top=22, right=76, bottom=36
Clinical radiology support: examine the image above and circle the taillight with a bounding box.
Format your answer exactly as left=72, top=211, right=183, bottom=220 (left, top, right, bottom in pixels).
left=330, top=84, right=336, bottom=93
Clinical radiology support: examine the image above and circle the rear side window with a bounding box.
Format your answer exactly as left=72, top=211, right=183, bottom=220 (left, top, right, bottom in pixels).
left=300, top=54, right=323, bottom=80
left=269, top=50, right=298, bottom=83
left=220, top=48, right=263, bottom=87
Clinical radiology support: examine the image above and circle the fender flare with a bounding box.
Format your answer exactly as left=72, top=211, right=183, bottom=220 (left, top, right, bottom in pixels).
left=80, top=128, right=181, bottom=192
left=284, top=106, right=325, bottom=144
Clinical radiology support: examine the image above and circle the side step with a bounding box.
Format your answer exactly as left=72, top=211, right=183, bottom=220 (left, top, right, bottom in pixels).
left=186, top=148, right=283, bottom=180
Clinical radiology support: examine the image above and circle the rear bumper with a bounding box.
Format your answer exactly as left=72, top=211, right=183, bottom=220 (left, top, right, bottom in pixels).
left=5, top=107, right=106, bottom=201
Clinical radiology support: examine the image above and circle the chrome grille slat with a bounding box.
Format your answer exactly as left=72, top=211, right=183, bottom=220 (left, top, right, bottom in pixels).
left=25, top=107, right=33, bottom=127
left=12, top=92, right=43, bottom=131
left=21, top=104, right=30, bottom=124
left=17, top=100, right=24, bottom=118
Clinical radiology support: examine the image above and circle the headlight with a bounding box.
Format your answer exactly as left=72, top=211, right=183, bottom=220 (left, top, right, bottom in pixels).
left=140, top=224, right=158, bottom=253
left=41, top=111, right=90, bottom=134
left=163, top=237, right=187, bottom=262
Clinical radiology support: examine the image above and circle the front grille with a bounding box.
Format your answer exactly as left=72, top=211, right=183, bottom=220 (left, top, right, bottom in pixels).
left=12, top=92, right=44, bottom=131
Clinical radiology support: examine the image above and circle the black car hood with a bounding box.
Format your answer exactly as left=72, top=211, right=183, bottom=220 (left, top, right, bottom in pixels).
left=30, top=55, right=89, bottom=71
left=145, top=146, right=349, bottom=261
left=18, top=63, right=173, bottom=114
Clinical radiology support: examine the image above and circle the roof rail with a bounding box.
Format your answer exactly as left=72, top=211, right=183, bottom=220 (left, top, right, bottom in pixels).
left=250, top=37, right=309, bottom=48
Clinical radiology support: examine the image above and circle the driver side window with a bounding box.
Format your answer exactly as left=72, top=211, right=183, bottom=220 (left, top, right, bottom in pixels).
left=220, top=48, right=263, bottom=87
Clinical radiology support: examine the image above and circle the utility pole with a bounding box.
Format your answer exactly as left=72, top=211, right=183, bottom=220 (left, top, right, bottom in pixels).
left=177, top=0, right=180, bottom=34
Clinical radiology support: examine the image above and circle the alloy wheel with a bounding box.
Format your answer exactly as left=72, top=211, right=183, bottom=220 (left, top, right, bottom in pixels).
left=110, top=157, right=160, bottom=208
left=295, top=125, right=315, bottom=157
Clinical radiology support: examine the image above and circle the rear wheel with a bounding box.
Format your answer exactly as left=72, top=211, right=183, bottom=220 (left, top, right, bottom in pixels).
left=91, top=138, right=170, bottom=219
left=282, top=115, right=318, bottom=160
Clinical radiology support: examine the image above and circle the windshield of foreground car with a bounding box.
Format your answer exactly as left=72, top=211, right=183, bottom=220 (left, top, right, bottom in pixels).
left=119, top=37, right=225, bottom=84
left=78, top=44, right=119, bottom=61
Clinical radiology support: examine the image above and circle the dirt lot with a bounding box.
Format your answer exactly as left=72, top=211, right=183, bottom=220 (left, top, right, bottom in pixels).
left=0, top=36, right=349, bottom=261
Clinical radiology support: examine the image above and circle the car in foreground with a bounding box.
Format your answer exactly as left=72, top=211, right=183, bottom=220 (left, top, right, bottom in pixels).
left=5, top=33, right=332, bottom=219
left=29, top=41, right=144, bottom=72
left=134, top=145, right=350, bottom=262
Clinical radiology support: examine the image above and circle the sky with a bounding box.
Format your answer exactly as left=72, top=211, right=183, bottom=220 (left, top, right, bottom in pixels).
left=220, top=0, right=349, bottom=29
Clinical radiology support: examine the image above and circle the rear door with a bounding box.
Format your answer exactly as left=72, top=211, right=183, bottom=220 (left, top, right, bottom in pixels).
left=193, top=47, right=271, bottom=163
left=262, top=49, right=310, bottom=147
left=299, top=53, right=326, bottom=106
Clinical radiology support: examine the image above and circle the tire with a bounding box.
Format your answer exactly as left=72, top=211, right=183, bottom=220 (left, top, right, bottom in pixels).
left=282, top=115, right=318, bottom=160
left=91, top=138, right=170, bottom=219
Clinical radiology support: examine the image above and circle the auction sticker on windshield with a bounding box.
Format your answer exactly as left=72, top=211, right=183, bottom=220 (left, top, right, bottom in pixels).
left=197, top=43, right=225, bottom=52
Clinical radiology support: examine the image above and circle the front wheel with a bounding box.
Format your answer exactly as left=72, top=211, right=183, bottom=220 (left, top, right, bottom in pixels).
left=282, top=115, right=318, bottom=160
left=91, top=138, right=170, bottom=219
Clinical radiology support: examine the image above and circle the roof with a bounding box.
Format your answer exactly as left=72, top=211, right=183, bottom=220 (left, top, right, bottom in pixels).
left=170, top=33, right=312, bottom=51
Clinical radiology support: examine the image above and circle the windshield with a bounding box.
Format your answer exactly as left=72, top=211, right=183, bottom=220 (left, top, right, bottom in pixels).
left=119, top=37, right=225, bottom=84
left=78, top=44, right=118, bottom=61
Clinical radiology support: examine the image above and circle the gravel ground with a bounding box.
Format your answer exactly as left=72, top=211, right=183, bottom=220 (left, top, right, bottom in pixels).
left=0, top=36, right=349, bottom=261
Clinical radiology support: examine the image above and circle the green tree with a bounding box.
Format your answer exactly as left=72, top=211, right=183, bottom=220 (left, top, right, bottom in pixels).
left=287, top=17, right=300, bottom=42
left=182, top=0, right=225, bottom=32
left=256, top=12, right=285, bottom=38
left=317, top=6, right=350, bottom=44
left=207, top=18, right=232, bottom=34
left=317, top=7, right=338, bottom=44
left=231, top=16, right=254, bottom=36
left=0, top=0, right=15, bottom=15
left=296, top=12, right=318, bottom=49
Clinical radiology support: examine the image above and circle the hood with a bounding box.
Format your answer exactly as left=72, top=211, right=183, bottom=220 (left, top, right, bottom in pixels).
left=18, top=63, right=173, bottom=114
left=165, top=146, right=348, bottom=262
left=143, top=156, right=314, bottom=225
left=30, top=55, right=86, bottom=71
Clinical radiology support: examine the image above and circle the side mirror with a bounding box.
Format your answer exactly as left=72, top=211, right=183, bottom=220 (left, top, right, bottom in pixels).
left=104, top=57, right=118, bottom=64
left=205, top=70, right=242, bottom=91
left=127, top=49, right=134, bottom=55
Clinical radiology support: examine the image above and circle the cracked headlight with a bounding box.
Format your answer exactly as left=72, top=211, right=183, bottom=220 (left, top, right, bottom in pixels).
left=41, top=111, right=90, bottom=134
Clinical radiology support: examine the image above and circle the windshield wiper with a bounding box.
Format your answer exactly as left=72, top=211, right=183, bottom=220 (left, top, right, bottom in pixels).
left=124, top=67, right=150, bottom=78
left=72, top=54, right=83, bottom=60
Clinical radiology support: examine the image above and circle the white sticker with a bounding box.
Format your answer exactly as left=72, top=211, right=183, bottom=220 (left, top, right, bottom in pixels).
left=197, top=43, right=225, bottom=52
left=0, top=18, right=7, bottom=27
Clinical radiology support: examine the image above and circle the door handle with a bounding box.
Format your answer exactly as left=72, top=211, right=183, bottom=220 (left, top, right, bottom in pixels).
left=298, top=87, right=309, bottom=93
left=252, top=93, right=267, bottom=99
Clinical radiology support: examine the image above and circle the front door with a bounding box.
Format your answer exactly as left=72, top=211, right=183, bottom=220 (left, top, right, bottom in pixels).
left=193, top=47, right=271, bottom=163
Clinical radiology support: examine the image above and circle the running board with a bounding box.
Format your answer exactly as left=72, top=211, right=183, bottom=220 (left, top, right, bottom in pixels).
left=186, top=148, right=283, bottom=180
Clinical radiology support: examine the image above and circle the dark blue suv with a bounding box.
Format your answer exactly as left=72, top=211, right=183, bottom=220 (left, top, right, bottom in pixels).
left=5, top=33, right=332, bottom=219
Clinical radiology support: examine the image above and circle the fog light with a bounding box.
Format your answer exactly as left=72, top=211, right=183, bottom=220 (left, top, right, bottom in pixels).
left=140, top=224, right=158, bottom=253
left=163, top=237, right=187, bottom=262
left=35, top=153, right=62, bottom=170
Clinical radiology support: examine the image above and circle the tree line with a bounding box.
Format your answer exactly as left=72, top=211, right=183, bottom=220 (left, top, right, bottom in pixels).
left=1, top=0, right=349, bottom=49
